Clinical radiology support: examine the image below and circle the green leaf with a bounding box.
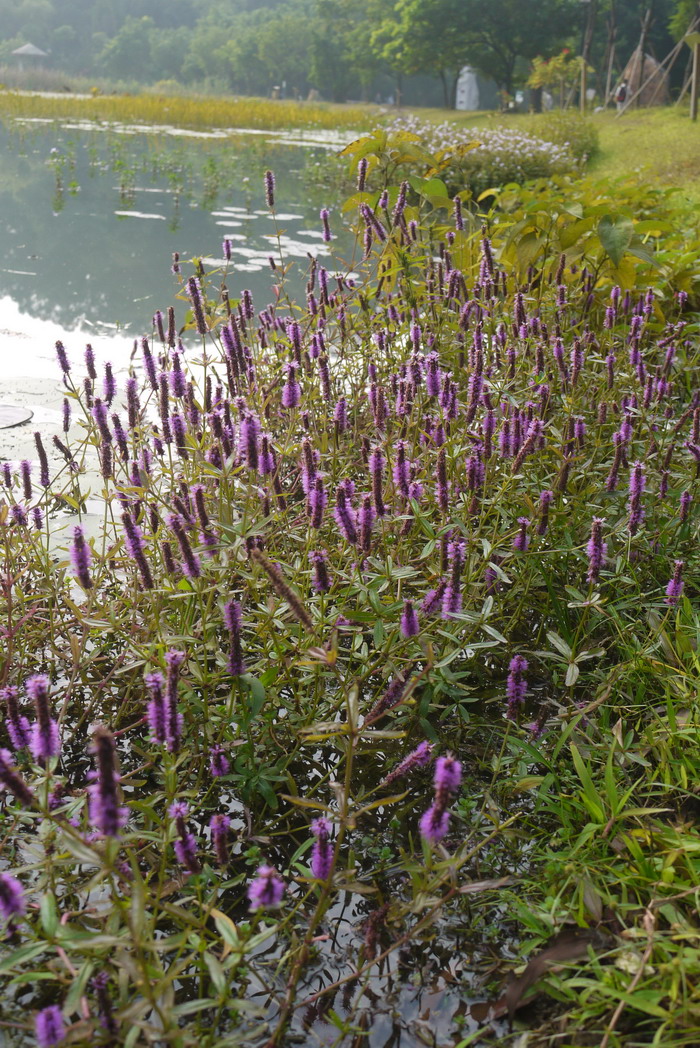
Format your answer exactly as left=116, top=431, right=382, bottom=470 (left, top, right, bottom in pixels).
left=570, top=743, right=605, bottom=822
left=203, top=951, right=227, bottom=995
left=210, top=908, right=242, bottom=952
left=546, top=631, right=572, bottom=658
left=597, top=215, right=635, bottom=268
left=0, top=942, right=46, bottom=974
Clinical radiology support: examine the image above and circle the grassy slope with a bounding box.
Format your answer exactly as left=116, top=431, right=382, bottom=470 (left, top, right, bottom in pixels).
left=408, top=103, right=700, bottom=202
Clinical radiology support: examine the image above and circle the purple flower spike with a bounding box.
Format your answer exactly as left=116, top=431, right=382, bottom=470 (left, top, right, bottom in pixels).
left=506, top=655, right=529, bottom=719
left=434, top=755, right=461, bottom=799
left=264, top=169, right=275, bottom=209
left=88, top=726, right=128, bottom=837
left=0, top=748, right=34, bottom=807
left=70, top=525, right=93, bottom=590
left=627, top=461, right=646, bottom=535
left=309, top=549, right=331, bottom=593
left=35, top=1005, right=65, bottom=1048
left=224, top=600, right=246, bottom=677
left=310, top=817, right=334, bottom=880
left=0, top=871, right=26, bottom=921
left=442, top=541, right=466, bottom=618
left=665, top=560, right=684, bottom=606
left=1, top=686, right=31, bottom=751
left=27, top=675, right=60, bottom=763
left=400, top=599, right=420, bottom=638
left=382, top=741, right=434, bottom=786
left=55, top=341, right=70, bottom=375
left=164, top=650, right=185, bottom=753
left=210, top=813, right=231, bottom=866
left=281, top=362, right=301, bottom=409
left=419, top=804, right=450, bottom=843
left=170, top=801, right=201, bottom=875
left=145, top=672, right=167, bottom=745
left=320, top=208, right=332, bottom=243
left=209, top=745, right=230, bottom=778
left=586, top=518, right=607, bottom=584
left=248, top=865, right=285, bottom=910
left=513, top=517, right=530, bottom=552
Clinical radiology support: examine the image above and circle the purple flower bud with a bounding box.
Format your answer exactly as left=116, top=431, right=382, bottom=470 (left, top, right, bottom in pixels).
left=334, top=397, right=348, bottom=433
left=224, top=600, right=246, bottom=676
left=665, top=560, right=684, bottom=605
left=627, top=461, right=646, bottom=535
left=400, top=599, right=420, bottom=638
left=1, top=686, right=31, bottom=751
left=0, top=871, right=26, bottom=921
left=419, top=804, right=450, bottom=843
left=320, top=207, right=332, bottom=243
left=248, top=865, right=285, bottom=910
left=422, top=581, right=446, bottom=617
left=170, top=801, right=201, bottom=875
left=70, top=525, right=93, bottom=590
left=164, top=651, right=185, bottom=752
left=281, top=362, right=301, bottom=409
left=27, top=675, right=60, bottom=763
left=442, top=540, right=466, bottom=618
left=34, top=432, right=50, bottom=488
left=103, top=362, right=116, bottom=406
left=264, top=170, right=275, bottom=208
left=357, top=157, right=368, bottom=192
left=20, top=459, right=32, bottom=499
left=35, top=1005, right=65, bottom=1048
left=310, top=817, right=334, bottom=880
left=334, top=484, right=358, bottom=545
left=145, top=671, right=169, bottom=746
left=586, top=517, right=607, bottom=584
left=680, top=490, right=692, bottom=523
left=168, top=514, right=201, bottom=579
left=211, top=813, right=231, bottom=866
left=209, top=745, right=230, bottom=778
left=506, top=655, right=528, bottom=719
left=513, top=517, right=530, bottom=552
left=434, top=754, right=461, bottom=807
left=0, top=748, right=34, bottom=806
left=309, top=549, right=331, bottom=593
left=121, top=512, right=154, bottom=590
left=55, top=340, right=70, bottom=375
left=88, top=726, right=128, bottom=837
left=382, top=741, right=434, bottom=786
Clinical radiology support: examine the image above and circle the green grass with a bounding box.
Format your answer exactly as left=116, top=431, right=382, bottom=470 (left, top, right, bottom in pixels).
left=407, top=103, right=700, bottom=202
left=587, top=106, right=700, bottom=204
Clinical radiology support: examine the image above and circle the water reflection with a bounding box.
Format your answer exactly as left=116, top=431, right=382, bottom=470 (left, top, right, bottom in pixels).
left=0, top=120, right=351, bottom=339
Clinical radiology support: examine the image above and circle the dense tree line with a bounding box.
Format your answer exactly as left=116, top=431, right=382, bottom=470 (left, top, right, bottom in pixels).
left=0, top=0, right=691, bottom=105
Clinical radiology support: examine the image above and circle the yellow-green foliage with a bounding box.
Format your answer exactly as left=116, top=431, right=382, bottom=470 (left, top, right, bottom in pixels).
left=0, top=89, right=373, bottom=132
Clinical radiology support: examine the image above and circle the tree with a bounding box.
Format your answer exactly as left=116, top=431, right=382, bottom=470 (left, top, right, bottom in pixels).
left=373, top=0, right=579, bottom=105
left=456, top=0, right=580, bottom=96
left=373, top=0, right=474, bottom=106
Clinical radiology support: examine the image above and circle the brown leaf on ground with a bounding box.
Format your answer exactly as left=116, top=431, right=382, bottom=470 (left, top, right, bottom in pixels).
left=471, top=926, right=612, bottom=1025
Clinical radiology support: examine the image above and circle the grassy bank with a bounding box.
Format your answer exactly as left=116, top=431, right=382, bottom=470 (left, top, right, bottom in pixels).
left=0, top=86, right=375, bottom=132
left=408, top=103, right=700, bottom=202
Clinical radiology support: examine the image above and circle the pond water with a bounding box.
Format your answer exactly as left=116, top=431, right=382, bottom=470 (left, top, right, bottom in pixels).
left=0, top=115, right=358, bottom=461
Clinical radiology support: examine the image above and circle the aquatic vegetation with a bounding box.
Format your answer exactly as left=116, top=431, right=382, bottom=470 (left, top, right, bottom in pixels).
left=0, top=165, right=699, bottom=1048
left=0, top=89, right=368, bottom=133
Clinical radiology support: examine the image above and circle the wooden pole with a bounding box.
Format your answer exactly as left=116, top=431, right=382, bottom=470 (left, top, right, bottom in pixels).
left=692, top=39, right=699, bottom=120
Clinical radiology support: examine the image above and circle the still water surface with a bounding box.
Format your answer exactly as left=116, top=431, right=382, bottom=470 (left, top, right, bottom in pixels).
left=0, top=117, right=356, bottom=372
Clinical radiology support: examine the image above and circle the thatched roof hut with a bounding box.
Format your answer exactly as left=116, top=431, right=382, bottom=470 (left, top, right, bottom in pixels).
left=620, top=49, right=670, bottom=106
